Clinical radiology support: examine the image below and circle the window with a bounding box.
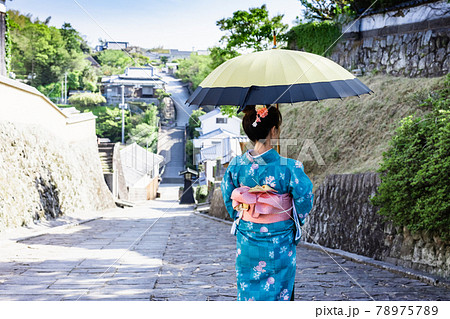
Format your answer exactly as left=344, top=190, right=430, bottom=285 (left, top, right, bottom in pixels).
left=216, top=117, right=227, bottom=124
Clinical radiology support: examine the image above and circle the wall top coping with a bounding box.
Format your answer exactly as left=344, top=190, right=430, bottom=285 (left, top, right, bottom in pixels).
left=344, top=0, right=450, bottom=33
left=0, top=75, right=96, bottom=124
left=0, top=75, right=68, bottom=118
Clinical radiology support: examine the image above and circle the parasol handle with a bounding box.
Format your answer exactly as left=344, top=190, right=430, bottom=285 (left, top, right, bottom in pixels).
left=273, top=30, right=277, bottom=49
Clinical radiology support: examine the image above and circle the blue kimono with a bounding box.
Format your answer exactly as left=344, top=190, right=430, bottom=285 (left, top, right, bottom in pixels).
left=221, top=148, right=314, bottom=301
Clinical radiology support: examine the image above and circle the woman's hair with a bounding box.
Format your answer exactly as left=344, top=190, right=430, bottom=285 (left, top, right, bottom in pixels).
left=242, top=105, right=282, bottom=143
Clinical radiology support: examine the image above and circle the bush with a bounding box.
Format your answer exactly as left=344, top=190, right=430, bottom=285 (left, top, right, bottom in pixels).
left=287, top=21, right=341, bottom=56
left=188, top=109, right=206, bottom=139
left=371, top=75, right=450, bottom=241
left=195, top=185, right=209, bottom=204
left=68, top=93, right=106, bottom=107
left=175, top=53, right=213, bottom=90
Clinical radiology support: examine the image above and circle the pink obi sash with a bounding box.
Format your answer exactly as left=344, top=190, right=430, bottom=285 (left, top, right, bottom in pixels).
left=231, top=186, right=292, bottom=224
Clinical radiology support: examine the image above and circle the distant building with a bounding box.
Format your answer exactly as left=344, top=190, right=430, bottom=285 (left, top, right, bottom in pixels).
left=95, top=41, right=129, bottom=52
left=101, top=66, right=165, bottom=105
left=120, top=143, right=164, bottom=201
left=193, top=108, right=248, bottom=184
left=146, top=49, right=210, bottom=63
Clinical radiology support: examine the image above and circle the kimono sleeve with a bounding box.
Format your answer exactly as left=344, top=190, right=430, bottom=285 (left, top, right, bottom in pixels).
left=289, top=160, right=314, bottom=226
left=220, top=156, right=238, bottom=220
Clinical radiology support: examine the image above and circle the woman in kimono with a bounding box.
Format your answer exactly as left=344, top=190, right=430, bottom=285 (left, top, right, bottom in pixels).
left=221, top=105, right=314, bottom=301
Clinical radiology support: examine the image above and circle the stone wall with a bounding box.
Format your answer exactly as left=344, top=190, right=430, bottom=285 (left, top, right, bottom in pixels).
left=328, top=1, right=450, bottom=77
left=304, top=173, right=450, bottom=279
left=0, top=121, right=115, bottom=231
left=209, top=187, right=233, bottom=222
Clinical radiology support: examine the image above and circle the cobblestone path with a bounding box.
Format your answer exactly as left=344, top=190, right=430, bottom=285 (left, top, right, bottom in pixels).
left=0, top=185, right=448, bottom=301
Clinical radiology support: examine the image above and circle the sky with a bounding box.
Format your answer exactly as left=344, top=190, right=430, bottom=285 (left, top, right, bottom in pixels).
left=7, top=0, right=304, bottom=51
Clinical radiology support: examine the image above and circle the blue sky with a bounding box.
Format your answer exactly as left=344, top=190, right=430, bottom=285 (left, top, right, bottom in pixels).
left=7, top=0, right=303, bottom=51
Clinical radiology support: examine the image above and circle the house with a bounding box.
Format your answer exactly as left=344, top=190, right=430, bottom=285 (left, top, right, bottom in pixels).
left=95, top=41, right=129, bottom=52
left=196, top=108, right=241, bottom=136
left=193, top=108, right=248, bottom=184
left=120, top=143, right=165, bottom=201
left=101, top=66, right=165, bottom=105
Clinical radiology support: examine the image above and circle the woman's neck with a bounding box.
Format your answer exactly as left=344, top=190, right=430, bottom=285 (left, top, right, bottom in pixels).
left=252, top=142, right=272, bottom=156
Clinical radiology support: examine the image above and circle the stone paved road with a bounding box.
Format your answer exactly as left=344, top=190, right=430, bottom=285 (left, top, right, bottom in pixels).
left=0, top=185, right=448, bottom=301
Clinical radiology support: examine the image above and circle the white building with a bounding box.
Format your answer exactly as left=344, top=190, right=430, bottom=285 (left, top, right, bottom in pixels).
left=193, top=108, right=248, bottom=184
left=120, top=143, right=164, bottom=202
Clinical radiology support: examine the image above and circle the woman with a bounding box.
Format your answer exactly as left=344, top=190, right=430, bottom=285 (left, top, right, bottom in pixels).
left=221, top=104, right=314, bottom=301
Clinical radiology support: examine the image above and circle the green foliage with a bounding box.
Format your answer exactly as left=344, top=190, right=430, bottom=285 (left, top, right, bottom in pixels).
left=128, top=106, right=159, bottom=152
left=220, top=105, right=238, bottom=118
left=60, top=23, right=85, bottom=54
left=94, top=104, right=159, bottom=145
left=209, top=46, right=240, bottom=70
left=95, top=107, right=128, bottom=142
left=7, top=10, right=88, bottom=87
left=298, top=0, right=355, bottom=21
left=287, top=21, right=341, bottom=56
left=93, top=49, right=150, bottom=76
left=94, top=50, right=133, bottom=75
left=185, top=139, right=195, bottom=170
left=371, top=75, right=450, bottom=241
left=195, top=185, right=209, bottom=203
left=68, top=93, right=106, bottom=107
left=37, top=81, right=62, bottom=100
left=175, top=54, right=213, bottom=90
left=160, top=56, right=169, bottom=65
left=129, top=123, right=158, bottom=152
left=216, top=4, right=288, bottom=52
left=5, top=12, right=12, bottom=73
left=188, top=109, right=206, bottom=139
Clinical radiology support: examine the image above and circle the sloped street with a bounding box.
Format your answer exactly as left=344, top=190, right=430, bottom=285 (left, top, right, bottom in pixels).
left=0, top=185, right=448, bottom=301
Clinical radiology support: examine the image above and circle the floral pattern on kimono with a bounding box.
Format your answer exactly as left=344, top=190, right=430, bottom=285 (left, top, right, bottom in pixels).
left=221, top=148, right=314, bottom=301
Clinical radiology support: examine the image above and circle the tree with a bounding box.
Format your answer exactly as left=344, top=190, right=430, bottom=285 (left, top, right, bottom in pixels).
left=60, top=22, right=83, bottom=53
left=175, top=53, right=213, bottom=90
left=8, top=10, right=87, bottom=87
left=160, top=56, right=169, bottom=65
left=216, top=5, right=288, bottom=52
left=188, top=109, right=206, bottom=139
left=298, top=0, right=354, bottom=21
left=209, top=46, right=240, bottom=70
left=94, top=49, right=133, bottom=75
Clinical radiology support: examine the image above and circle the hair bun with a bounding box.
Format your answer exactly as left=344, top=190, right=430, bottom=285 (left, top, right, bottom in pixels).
left=242, top=105, right=256, bottom=114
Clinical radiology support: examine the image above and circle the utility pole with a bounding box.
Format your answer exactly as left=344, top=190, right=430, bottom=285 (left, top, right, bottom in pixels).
left=64, top=72, right=68, bottom=104
left=121, top=84, right=125, bottom=144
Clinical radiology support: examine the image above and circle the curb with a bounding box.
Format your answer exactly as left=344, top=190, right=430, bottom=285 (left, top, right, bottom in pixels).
left=298, top=242, right=450, bottom=289
left=193, top=211, right=233, bottom=225
left=193, top=211, right=450, bottom=289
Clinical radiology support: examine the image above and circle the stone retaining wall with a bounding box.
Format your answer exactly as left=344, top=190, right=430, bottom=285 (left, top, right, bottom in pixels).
left=330, top=28, right=449, bottom=77
left=328, top=0, right=450, bottom=77
left=304, top=173, right=450, bottom=279
left=0, top=121, right=115, bottom=231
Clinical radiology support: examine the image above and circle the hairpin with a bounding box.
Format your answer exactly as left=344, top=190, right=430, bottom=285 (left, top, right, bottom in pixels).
left=252, top=105, right=269, bottom=127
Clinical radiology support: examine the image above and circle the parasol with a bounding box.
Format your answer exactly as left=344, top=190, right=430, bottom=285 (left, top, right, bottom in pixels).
left=186, top=49, right=372, bottom=111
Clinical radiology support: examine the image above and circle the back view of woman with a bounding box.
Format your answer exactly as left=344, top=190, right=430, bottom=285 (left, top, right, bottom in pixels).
left=221, top=105, right=314, bottom=301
